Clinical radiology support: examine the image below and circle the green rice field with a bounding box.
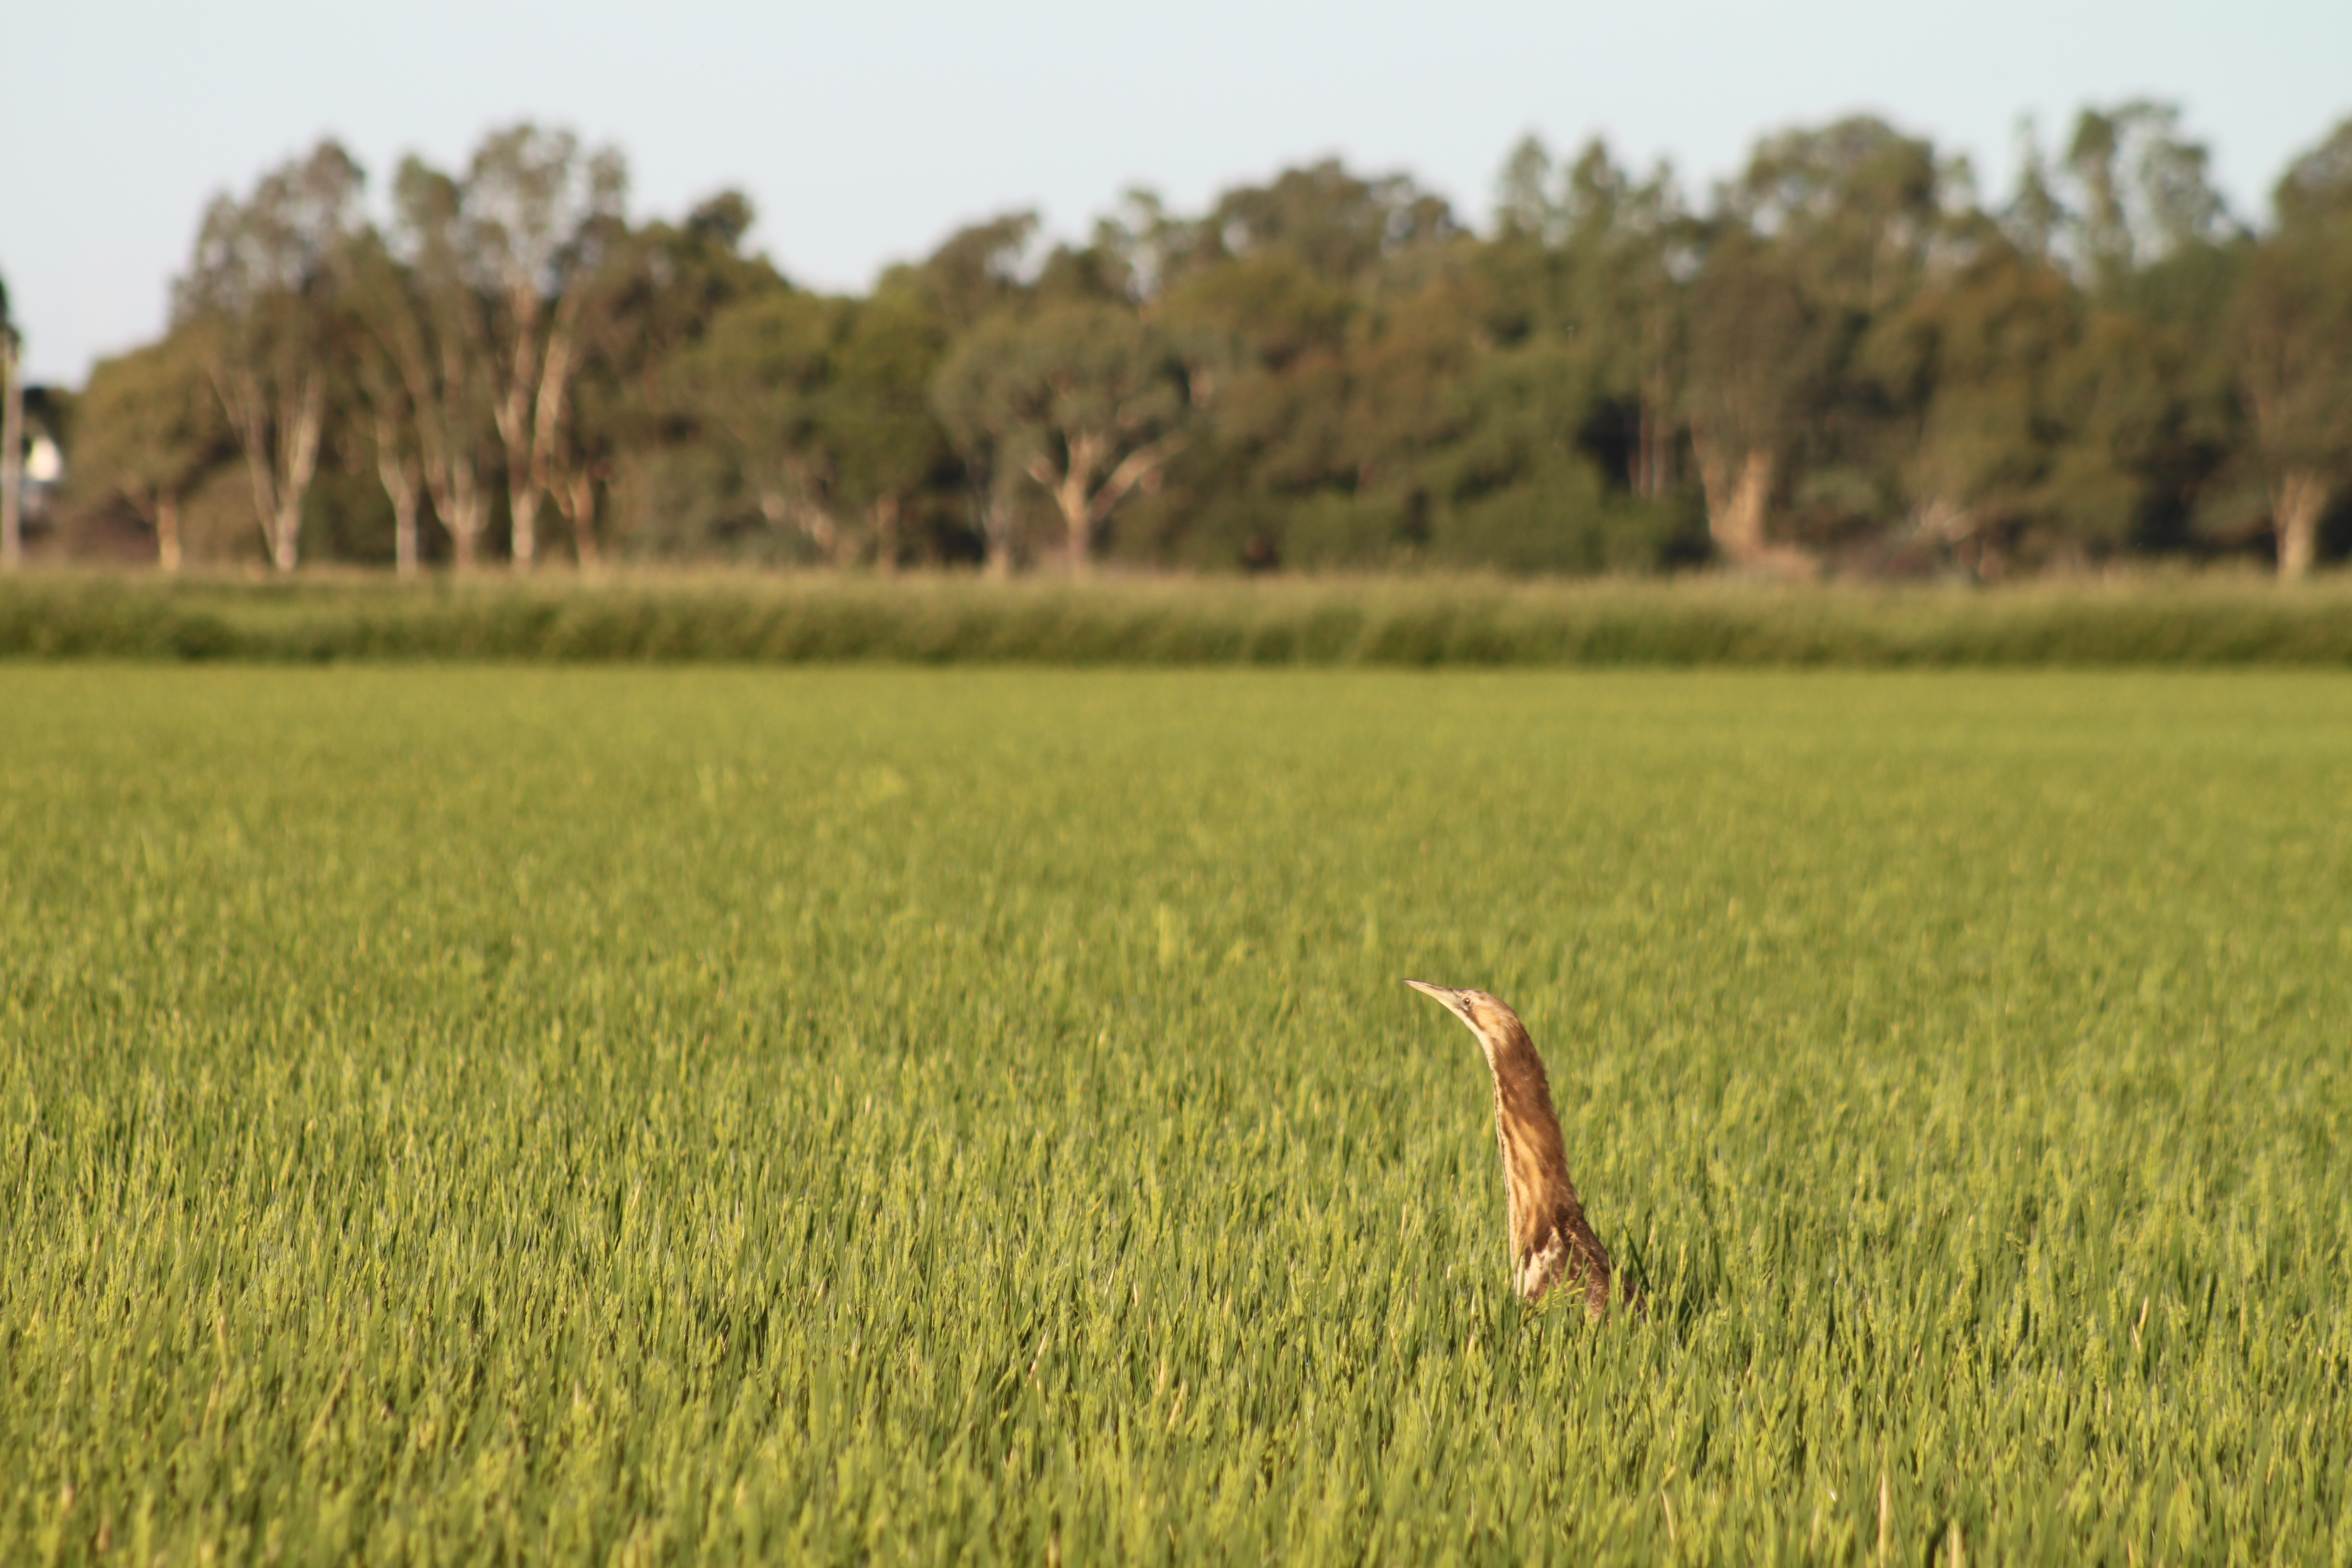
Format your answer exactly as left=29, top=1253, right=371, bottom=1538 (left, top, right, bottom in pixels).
left=3, top=666, right=2349, bottom=1564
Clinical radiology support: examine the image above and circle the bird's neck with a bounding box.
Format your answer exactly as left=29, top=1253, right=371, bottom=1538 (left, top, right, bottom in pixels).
left=1483, top=1022, right=1568, bottom=1165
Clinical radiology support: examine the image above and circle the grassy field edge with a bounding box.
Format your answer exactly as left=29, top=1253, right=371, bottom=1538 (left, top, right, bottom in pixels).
left=6, top=570, right=2352, bottom=665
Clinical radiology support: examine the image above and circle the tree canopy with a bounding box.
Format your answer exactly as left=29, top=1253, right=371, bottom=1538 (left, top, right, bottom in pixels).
left=41, top=104, right=2352, bottom=577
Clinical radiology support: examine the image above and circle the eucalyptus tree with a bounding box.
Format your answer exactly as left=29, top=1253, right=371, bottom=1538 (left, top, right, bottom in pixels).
left=1864, top=230, right=2093, bottom=576
left=344, top=231, right=430, bottom=573
left=669, top=276, right=949, bottom=568
left=931, top=302, right=1191, bottom=572
left=1966, top=103, right=2241, bottom=563
left=548, top=338, right=619, bottom=567
left=1128, top=159, right=1466, bottom=565
left=1088, top=188, right=1207, bottom=305
left=824, top=278, right=953, bottom=568
left=173, top=140, right=362, bottom=571
left=2233, top=119, right=2352, bottom=577
left=72, top=334, right=230, bottom=571
left=2037, top=308, right=2187, bottom=563
left=1203, top=159, right=1458, bottom=284
left=918, top=212, right=1040, bottom=332
left=1569, top=145, right=1693, bottom=501
left=1675, top=118, right=1958, bottom=568
left=1681, top=227, right=1824, bottom=567
left=1157, top=248, right=1354, bottom=510
left=462, top=124, right=627, bottom=569
left=363, top=158, right=498, bottom=570
left=588, top=191, right=785, bottom=558
left=1734, top=117, right=1947, bottom=318
left=538, top=239, right=650, bottom=569
left=1331, top=254, right=1486, bottom=503
left=1491, top=136, right=1691, bottom=499
left=676, top=288, right=849, bottom=558
left=2058, top=102, right=2237, bottom=297
left=912, top=219, right=1042, bottom=573
left=2003, top=117, right=2068, bottom=266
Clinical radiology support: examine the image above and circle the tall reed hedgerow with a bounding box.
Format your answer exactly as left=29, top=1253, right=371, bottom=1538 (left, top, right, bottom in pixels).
left=3, top=571, right=2352, bottom=664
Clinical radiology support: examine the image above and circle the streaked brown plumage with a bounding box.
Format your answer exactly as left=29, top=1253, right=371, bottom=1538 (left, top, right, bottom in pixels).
left=1407, top=980, right=1618, bottom=1320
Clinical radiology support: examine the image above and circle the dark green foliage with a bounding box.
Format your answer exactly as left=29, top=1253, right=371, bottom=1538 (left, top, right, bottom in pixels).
left=44, top=104, right=2352, bottom=579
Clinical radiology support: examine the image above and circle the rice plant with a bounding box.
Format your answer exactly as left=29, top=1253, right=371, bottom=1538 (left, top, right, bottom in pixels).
left=2, top=666, right=2347, bottom=1564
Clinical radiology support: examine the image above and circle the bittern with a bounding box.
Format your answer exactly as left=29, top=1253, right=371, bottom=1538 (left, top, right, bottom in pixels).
left=1407, top=980, right=1619, bottom=1320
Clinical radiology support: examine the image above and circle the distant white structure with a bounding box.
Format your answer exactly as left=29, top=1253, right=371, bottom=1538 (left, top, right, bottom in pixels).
left=10, top=430, right=64, bottom=529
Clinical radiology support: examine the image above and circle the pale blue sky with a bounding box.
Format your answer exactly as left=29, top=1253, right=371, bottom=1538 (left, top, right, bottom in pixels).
left=5, top=0, right=2347, bottom=385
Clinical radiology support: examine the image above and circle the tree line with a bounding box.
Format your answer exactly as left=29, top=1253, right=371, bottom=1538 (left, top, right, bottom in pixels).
left=21, top=103, right=2352, bottom=579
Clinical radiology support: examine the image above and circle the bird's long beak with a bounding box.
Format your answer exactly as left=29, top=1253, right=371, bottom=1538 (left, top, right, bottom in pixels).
left=1405, top=979, right=1474, bottom=1024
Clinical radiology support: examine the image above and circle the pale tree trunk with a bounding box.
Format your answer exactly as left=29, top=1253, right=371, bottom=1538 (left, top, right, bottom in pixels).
left=1634, top=392, right=1674, bottom=499
left=520, top=325, right=577, bottom=571
left=431, top=443, right=485, bottom=573
left=758, top=489, right=847, bottom=564
left=449, top=502, right=481, bottom=571
left=1037, top=433, right=1103, bottom=572
left=156, top=493, right=183, bottom=574
left=1694, top=432, right=1773, bottom=565
left=124, top=485, right=184, bottom=573
left=492, top=295, right=545, bottom=571
left=801, top=502, right=850, bottom=565
left=1912, top=494, right=1972, bottom=543
left=268, top=376, right=324, bottom=572
left=2274, top=468, right=2330, bottom=580
left=392, top=491, right=420, bottom=577
left=980, top=491, right=1016, bottom=578
left=425, top=447, right=485, bottom=572
left=1636, top=319, right=1676, bottom=499
left=411, top=353, right=486, bottom=572
left=223, top=382, right=281, bottom=564
left=757, top=490, right=789, bottom=535
left=385, top=465, right=422, bottom=577
left=1914, top=494, right=1996, bottom=580
left=784, top=457, right=859, bottom=565
left=506, top=472, right=538, bottom=570
left=387, top=322, right=484, bottom=572
left=556, top=467, right=600, bottom=569
left=869, top=493, right=902, bottom=574
left=497, top=300, right=588, bottom=573
left=268, top=510, right=300, bottom=572
left=372, top=410, right=424, bottom=577
left=216, top=368, right=322, bottom=573
left=1026, top=430, right=1179, bottom=575
left=0, top=332, right=21, bottom=570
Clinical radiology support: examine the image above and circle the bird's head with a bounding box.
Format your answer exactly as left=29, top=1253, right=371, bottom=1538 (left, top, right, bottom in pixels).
left=1405, top=980, right=1521, bottom=1064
